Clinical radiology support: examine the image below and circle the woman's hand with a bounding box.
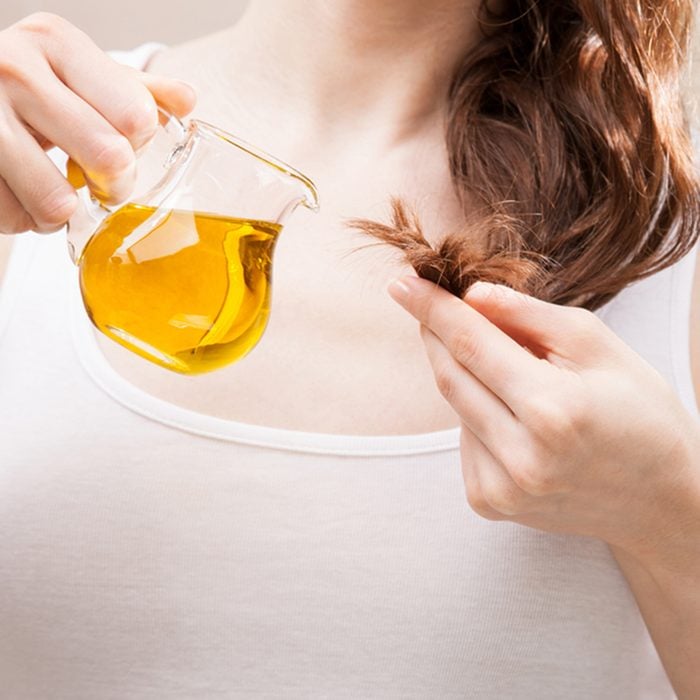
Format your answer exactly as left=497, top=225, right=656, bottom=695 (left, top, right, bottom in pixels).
left=388, top=276, right=700, bottom=566
left=0, top=12, right=196, bottom=234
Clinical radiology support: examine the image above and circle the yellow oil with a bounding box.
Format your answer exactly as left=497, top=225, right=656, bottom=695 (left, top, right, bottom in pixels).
left=79, top=203, right=281, bottom=374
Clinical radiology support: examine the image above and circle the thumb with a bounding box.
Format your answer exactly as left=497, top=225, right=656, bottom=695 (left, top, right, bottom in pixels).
left=464, top=282, right=610, bottom=362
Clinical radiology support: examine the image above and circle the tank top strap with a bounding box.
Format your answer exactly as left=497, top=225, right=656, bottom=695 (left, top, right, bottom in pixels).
left=108, top=42, right=166, bottom=70
left=670, top=239, right=699, bottom=416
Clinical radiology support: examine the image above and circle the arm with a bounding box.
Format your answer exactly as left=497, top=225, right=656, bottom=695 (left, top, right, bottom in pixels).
left=611, top=532, right=700, bottom=700
left=388, top=274, right=700, bottom=698
left=612, top=245, right=700, bottom=698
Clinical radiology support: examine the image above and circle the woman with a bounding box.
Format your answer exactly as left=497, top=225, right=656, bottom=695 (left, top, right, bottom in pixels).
left=0, top=1, right=698, bottom=697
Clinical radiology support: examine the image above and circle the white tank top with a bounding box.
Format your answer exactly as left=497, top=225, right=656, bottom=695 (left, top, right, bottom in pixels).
left=0, top=43, right=697, bottom=699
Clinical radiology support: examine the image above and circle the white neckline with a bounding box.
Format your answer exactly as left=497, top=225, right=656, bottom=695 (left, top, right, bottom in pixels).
left=65, top=234, right=700, bottom=453
left=69, top=276, right=461, bottom=457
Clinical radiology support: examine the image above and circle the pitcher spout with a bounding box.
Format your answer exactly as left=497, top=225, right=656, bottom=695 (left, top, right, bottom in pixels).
left=297, top=176, right=320, bottom=213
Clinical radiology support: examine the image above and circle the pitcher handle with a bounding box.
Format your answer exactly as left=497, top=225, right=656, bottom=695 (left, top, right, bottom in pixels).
left=65, top=107, right=188, bottom=264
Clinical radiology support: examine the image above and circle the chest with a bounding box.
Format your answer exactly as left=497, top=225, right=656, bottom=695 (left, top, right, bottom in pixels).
left=92, top=194, right=461, bottom=434
left=88, top=65, right=466, bottom=435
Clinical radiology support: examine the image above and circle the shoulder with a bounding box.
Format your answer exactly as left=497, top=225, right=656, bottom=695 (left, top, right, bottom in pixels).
left=131, top=29, right=228, bottom=78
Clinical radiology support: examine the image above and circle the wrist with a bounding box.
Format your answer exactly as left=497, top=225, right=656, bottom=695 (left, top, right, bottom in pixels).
left=616, top=422, right=700, bottom=576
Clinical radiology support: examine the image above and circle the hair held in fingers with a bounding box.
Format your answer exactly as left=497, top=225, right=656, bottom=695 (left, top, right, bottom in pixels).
left=349, top=0, right=700, bottom=311
left=349, top=198, right=544, bottom=299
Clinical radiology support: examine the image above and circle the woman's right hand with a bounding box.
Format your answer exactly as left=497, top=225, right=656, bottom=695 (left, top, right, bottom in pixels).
left=0, top=12, right=196, bottom=234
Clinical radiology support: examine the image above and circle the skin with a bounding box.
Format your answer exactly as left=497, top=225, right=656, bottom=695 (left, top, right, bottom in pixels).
left=0, top=0, right=699, bottom=694
left=89, top=0, right=478, bottom=434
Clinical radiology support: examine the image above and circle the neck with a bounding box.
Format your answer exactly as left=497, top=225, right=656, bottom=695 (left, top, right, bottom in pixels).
left=225, top=0, right=483, bottom=143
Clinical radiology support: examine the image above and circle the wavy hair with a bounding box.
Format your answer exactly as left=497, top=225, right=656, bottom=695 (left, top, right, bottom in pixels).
left=350, top=0, right=700, bottom=310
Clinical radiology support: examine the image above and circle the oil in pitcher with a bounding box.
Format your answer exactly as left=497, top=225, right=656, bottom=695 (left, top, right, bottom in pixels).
left=79, top=203, right=282, bottom=374
left=67, top=112, right=319, bottom=375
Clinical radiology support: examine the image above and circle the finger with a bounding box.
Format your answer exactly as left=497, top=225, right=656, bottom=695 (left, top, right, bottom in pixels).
left=14, top=72, right=137, bottom=204
left=474, top=447, right=534, bottom=517
left=0, top=176, right=37, bottom=234
left=139, top=71, right=197, bottom=118
left=462, top=426, right=534, bottom=518
left=54, top=49, right=159, bottom=151
left=25, top=124, right=53, bottom=150
left=459, top=427, right=506, bottom=521
left=57, top=71, right=196, bottom=198
left=464, top=282, right=615, bottom=366
left=20, top=13, right=196, bottom=150
left=58, top=62, right=196, bottom=148
left=388, top=275, right=548, bottom=414
left=0, top=109, right=77, bottom=231
left=429, top=340, right=553, bottom=494
left=421, top=325, right=519, bottom=449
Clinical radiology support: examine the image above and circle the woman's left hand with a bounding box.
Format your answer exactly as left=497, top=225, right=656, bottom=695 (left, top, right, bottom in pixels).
left=388, top=276, right=700, bottom=564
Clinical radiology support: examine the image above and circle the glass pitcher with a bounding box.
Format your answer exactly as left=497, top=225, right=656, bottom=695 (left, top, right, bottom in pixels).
left=66, top=109, right=319, bottom=375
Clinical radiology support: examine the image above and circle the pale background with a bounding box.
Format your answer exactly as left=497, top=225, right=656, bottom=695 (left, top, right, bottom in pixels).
left=0, top=0, right=698, bottom=115
left=0, top=0, right=250, bottom=49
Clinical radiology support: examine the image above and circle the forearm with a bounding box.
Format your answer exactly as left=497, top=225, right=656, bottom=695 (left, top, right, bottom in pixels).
left=612, top=546, right=700, bottom=698
left=610, top=440, right=700, bottom=699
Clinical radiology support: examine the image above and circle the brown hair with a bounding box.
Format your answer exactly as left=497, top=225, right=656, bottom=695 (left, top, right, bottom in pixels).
left=350, top=0, right=700, bottom=310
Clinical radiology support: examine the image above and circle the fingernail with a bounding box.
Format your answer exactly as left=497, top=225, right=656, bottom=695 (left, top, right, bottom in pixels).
left=87, top=163, right=136, bottom=206
left=60, top=190, right=79, bottom=214
left=175, top=79, right=196, bottom=91
left=175, top=80, right=197, bottom=100
left=387, top=277, right=413, bottom=303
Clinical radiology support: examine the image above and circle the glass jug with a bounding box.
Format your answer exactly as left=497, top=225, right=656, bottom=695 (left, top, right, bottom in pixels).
left=66, top=110, right=319, bottom=375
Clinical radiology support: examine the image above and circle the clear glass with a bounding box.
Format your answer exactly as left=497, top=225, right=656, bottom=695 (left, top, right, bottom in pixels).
left=66, top=110, right=319, bottom=375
